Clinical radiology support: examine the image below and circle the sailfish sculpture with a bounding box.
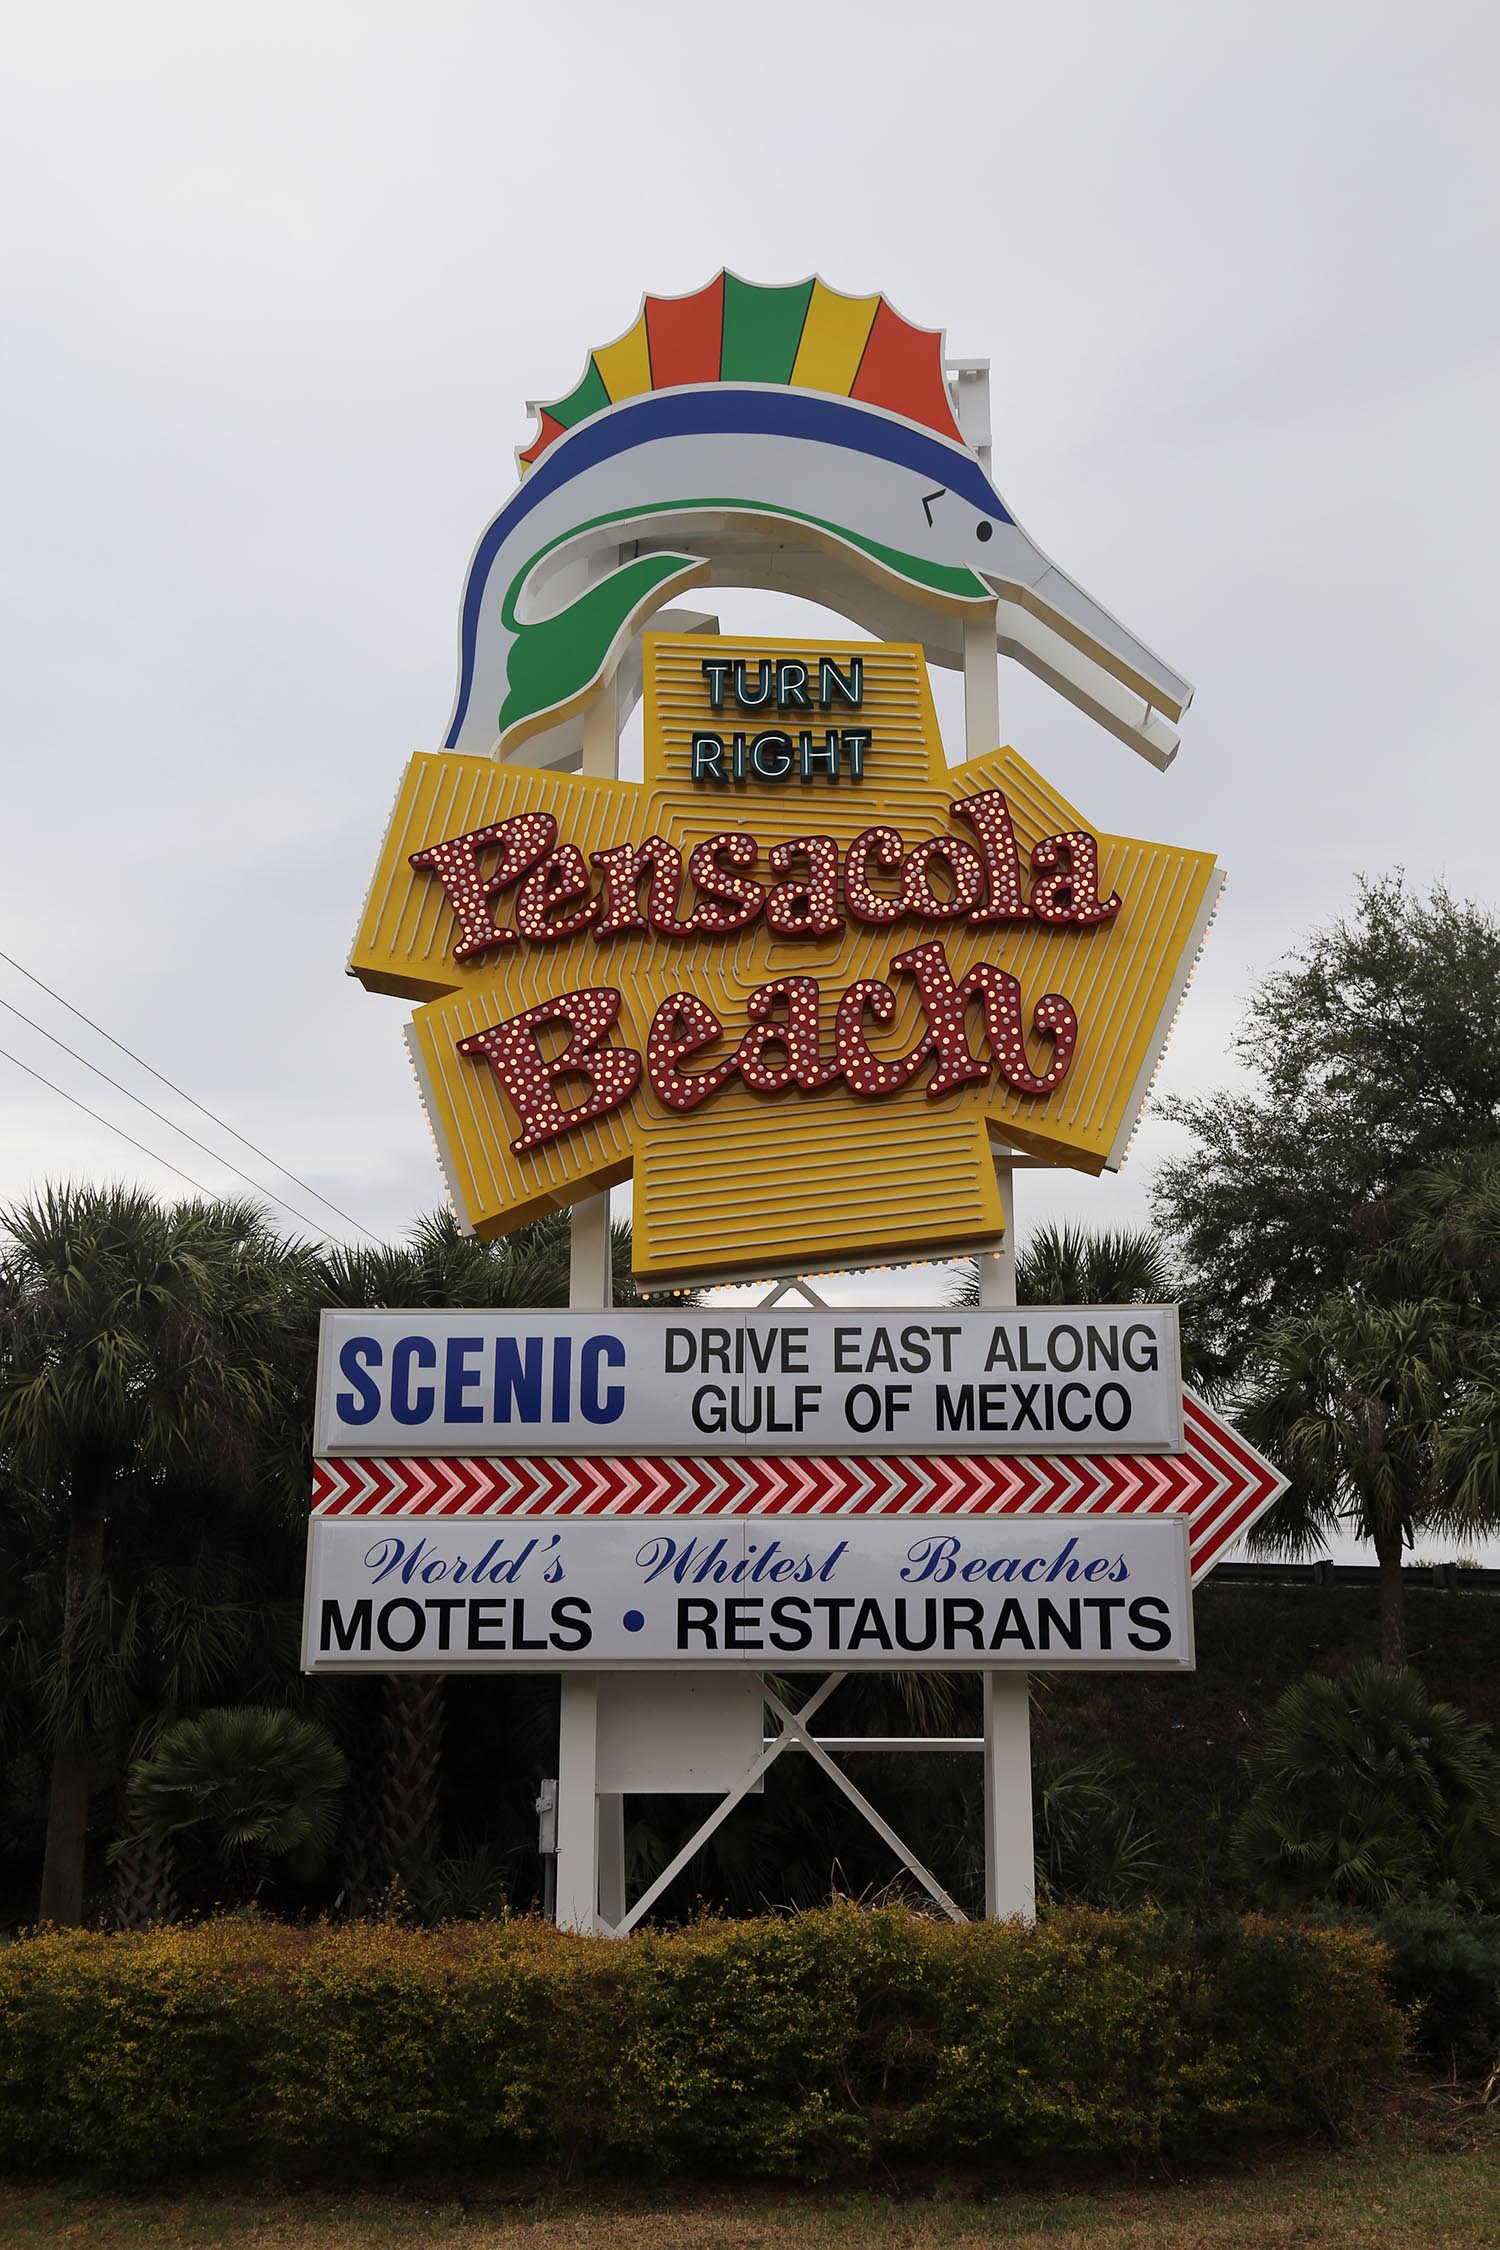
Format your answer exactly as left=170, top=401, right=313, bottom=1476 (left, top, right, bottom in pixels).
left=445, top=275, right=1192, bottom=770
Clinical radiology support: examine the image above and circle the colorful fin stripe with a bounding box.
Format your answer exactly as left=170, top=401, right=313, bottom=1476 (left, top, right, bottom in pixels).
left=520, top=274, right=966, bottom=467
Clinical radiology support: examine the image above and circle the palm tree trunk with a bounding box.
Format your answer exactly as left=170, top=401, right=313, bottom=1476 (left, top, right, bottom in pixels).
left=1374, top=1524, right=1406, bottom=1670
left=379, top=1674, right=445, bottom=1900
left=38, top=1476, right=107, bottom=1925
left=110, top=1826, right=181, bottom=1930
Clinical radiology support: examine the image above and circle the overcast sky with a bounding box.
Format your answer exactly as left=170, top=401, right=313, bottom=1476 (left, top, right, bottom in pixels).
left=2, top=1, right=1497, bottom=1304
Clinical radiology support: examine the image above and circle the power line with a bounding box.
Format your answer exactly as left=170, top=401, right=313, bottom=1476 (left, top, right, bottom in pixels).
left=0, top=945, right=379, bottom=1239
left=0, top=993, right=341, bottom=1239
left=0, top=1043, right=218, bottom=1199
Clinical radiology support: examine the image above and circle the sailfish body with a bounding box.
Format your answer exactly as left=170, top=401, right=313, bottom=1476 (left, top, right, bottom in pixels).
left=445, top=278, right=1193, bottom=768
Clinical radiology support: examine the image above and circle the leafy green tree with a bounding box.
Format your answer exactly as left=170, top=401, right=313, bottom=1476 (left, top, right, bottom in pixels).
left=124, top=1706, right=347, bottom=1892
left=0, top=1186, right=310, bottom=1925
left=1240, top=1149, right=1500, bottom=1664
left=1233, top=1662, right=1500, bottom=1909
left=1153, top=876, right=1500, bottom=1380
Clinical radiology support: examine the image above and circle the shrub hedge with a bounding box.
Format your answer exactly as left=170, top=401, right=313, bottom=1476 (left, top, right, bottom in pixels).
left=0, top=1906, right=1401, bottom=2184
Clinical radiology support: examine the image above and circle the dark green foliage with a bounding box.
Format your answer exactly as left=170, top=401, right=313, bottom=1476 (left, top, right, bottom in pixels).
left=1236, top=1291, right=1479, bottom=1665
left=1232, top=1662, right=1500, bottom=1910
left=1034, top=1752, right=1162, bottom=1908
left=124, top=1707, right=348, bottom=1886
left=0, top=1184, right=315, bottom=1924
left=0, top=1908, right=1400, bottom=2184
left=1154, top=875, right=1500, bottom=1379
left=1372, top=1895, right=1500, bottom=2078
left=950, top=1221, right=1175, bottom=1308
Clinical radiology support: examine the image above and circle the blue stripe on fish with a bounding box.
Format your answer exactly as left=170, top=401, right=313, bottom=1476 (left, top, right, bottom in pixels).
left=446, top=388, right=1009, bottom=750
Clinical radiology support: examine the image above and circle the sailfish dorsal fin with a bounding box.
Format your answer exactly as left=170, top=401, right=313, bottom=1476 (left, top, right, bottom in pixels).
left=518, top=273, right=969, bottom=471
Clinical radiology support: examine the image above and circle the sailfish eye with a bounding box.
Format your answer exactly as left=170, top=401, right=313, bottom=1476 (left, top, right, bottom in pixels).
left=975, top=520, right=994, bottom=543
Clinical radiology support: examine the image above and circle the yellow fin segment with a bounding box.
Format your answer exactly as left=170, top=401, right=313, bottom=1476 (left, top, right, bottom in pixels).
left=593, top=312, right=653, bottom=405
left=790, top=282, right=880, bottom=396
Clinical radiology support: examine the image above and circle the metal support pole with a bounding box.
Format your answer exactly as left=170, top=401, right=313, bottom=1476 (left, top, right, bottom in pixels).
left=596, top=1795, right=626, bottom=1929
left=977, top=1148, right=1034, bottom=1920
left=982, top=1674, right=1036, bottom=1921
left=963, top=605, right=1001, bottom=761
left=555, top=1676, right=601, bottom=1931
left=552, top=567, right=622, bottom=1935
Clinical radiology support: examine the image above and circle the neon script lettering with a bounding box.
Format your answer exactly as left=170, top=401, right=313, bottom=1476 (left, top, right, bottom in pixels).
left=457, top=938, right=1078, bottom=1156
left=408, top=790, right=1119, bottom=962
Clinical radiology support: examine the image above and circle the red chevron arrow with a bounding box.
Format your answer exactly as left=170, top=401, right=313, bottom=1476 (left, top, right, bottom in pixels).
left=310, top=1391, right=1285, bottom=1581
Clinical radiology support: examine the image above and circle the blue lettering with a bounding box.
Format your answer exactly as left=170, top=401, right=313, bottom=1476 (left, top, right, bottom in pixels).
left=494, top=1337, right=543, bottom=1422
left=551, top=1335, right=573, bottom=1422
left=335, top=1335, right=381, bottom=1425
left=444, top=1335, right=484, bottom=1424
left=391, top=1335, right=436, bottom=1425
left=580, top=1334, right=625, bottom=1424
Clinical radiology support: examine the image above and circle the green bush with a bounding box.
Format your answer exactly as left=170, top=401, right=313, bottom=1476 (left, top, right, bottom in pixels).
left=0, top=1907, right=1402, bottom=2185
left=1233, top=1662, right=1500, bottom=1910
left=1374, top=1896, right=1500, bottom=2079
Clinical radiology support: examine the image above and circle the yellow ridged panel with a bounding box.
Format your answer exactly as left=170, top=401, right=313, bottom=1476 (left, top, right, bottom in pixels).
left=350, top=636, right=1220, bottom=1282
left=593, top=314, right=652, bottom=404
left=789, top=282, right=879, bottom=395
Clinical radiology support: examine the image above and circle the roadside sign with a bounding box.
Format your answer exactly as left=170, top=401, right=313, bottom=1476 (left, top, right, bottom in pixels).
left=303, top=1510, right=1194, bottom=1673
left=314, top=1306, right=1184, bottom=1459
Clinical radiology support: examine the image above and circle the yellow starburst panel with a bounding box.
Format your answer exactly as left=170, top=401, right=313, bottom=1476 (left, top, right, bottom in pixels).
left=350, top=637, right=1222, bottom=1286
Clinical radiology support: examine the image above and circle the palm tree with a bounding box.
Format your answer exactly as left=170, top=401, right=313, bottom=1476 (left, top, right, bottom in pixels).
left=1237, top=1295, right=1475, bottom=1668
left=313, top=1206, right=662, bottom=1909
left=0, top=1185, right=309, bottom=1924
left=950, top=1221, right=1179, bottom=1310
left=124, top=1705, right=348, bottom=1893
left=1233, top=1661, right=1500, bottom=1909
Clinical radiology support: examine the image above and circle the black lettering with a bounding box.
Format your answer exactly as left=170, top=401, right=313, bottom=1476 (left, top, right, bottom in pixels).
left=935, top=1384, right=974, bottom=1433
left=1049, top=1323, right=1083, bottom=1371
left=427, top=1597, right=464, bottom=1650
left=1127, top=1596, right=1172, bottom=1652
left=988, top=1598, right=1035, bottom=1651
left=1083, top=1596, right=1125, bottom=1650
left=769, top=1597, right=813, bottom=1651
left=812, top=1597, right=856, bottom=1647
left=942, top=1597, right=985, bottom=1649
left=320, top=1598, right=372, bottom=1653
left=1096, top=1383, right=1131, bottom=1432
left=1056, top=1381, right=1090, bottom=1432
left=376, top=1598, right=425, bottom=1653
left=468, top=1600, right=508, bottom=1650
left=892, top=1597, right=938, bottom=1652
left=848, top=1598, right=893, bottom=1651
left=1036, top=1597, right=1083, bottom=1651
left=724, top=1598, right=762, bottom=1651
left=1122, top=1322, right=1159, bottom=1373
left=678, top=1598, right=718, bottom=1648
left=512, top=1598, right=548, bottom=1651
left=549, top=1598, right=592, bottom=1650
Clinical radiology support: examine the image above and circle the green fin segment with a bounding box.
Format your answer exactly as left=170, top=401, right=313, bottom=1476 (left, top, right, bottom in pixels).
left=549, top=359, right=611, bottom=431
left=497, top=553, right=701, bottom=740
left=720, top=276, right=813, bottom=384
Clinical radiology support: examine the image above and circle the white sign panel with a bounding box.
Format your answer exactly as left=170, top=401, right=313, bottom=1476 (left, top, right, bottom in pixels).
left=313, top=1308, right=1183, bottom=1459
left=302, top=1513, right=1193, bottom=1673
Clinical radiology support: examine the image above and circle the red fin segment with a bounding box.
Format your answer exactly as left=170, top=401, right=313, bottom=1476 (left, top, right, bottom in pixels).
left=852, top=300, right=965, bottom=445
left=645, top=274, right=725, bottom=390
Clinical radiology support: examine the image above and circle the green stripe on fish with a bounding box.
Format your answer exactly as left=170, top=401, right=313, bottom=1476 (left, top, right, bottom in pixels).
left=495, top=498, right=989, bottom=746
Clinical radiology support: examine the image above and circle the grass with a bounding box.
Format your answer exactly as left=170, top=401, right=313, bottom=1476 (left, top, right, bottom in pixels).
left=0, top=2104, right=1495, bottom=2249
